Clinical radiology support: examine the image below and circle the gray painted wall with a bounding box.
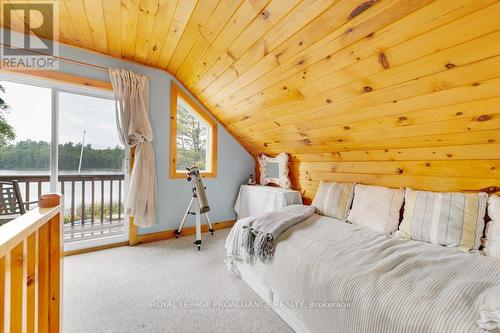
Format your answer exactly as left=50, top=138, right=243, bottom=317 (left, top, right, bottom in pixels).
left=3, top=30, right=255, bottom=234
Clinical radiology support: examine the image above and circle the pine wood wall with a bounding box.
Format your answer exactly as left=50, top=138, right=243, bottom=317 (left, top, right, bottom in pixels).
left=232, top=0, right=500, bottom=203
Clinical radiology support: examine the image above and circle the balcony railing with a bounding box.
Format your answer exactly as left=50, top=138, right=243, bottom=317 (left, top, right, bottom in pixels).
left=0, top=173, right=125, bottom=243
left=0, top=194, right=63, bottom=332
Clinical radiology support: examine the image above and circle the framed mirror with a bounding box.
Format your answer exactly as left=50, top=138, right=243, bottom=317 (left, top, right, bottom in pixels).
left=258, top=153, right=291, bottom=189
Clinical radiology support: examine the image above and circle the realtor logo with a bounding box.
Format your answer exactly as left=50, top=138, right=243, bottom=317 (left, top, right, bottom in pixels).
left=0, top=0, right=59, bottom=70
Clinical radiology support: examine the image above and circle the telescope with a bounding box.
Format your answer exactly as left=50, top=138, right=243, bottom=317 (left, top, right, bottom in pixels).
left=175, top=166, right=214, bottom=250
left=186, top=166, right=210, bottom=213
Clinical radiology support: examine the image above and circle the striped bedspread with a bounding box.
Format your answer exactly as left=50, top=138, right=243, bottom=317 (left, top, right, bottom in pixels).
left=226, top=214, right=500, bottom=333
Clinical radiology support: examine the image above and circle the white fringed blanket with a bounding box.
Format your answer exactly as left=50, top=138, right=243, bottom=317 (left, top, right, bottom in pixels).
left=241, top=205, right=315, bottom=261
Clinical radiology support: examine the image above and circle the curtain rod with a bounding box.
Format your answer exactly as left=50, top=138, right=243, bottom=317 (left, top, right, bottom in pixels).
left=0, top=43, right=153, bottom=79
left=0, top=43, right=110, bottom=72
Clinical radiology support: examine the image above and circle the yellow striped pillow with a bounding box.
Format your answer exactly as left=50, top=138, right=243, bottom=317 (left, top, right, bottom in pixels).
left=312, top=181, right=355, bottom=221
left=398, top=188, right=488, bottom=252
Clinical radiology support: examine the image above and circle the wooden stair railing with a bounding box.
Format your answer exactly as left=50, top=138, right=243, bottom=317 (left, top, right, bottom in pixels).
left=0, top=194, right=63, bottom=333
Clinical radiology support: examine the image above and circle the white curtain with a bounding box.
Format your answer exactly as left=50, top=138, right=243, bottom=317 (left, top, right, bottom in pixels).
left=109, top=68, right=157, bottom=227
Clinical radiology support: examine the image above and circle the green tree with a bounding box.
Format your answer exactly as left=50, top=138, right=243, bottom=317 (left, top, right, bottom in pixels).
left=0, top=140, right=124, bottom=171
left=0, top=84, right=15, bottom=148
left=175, top=103, right=208, bottom=170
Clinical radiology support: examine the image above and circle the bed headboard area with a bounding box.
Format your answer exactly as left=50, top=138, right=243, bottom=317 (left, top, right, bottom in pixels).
left=231, top=1, right=500, bottom=204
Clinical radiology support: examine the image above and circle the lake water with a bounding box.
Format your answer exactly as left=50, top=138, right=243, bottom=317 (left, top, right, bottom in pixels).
left=0, top=170, right=126, bottom=215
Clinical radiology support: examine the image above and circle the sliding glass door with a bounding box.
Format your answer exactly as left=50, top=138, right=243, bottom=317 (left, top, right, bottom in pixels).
left=0, top=80, right=52, bottom=208
left=0, top=73, right=128, bottom=251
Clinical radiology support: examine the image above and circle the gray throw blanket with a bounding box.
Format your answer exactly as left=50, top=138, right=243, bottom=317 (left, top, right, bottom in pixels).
left=242, top=204, right=315, bottom=262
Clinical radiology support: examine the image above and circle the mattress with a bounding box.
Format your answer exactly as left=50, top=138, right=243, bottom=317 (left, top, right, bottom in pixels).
left=227, top=214, right=500, bottom=333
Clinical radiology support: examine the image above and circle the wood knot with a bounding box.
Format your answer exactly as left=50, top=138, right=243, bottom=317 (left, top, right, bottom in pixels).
left=455, top=112, right=463, bottom=116
left=326, top=99, right=332, bottom=103
left=425, top=162, right=431, bottom=167
left=398, top=116, right=408, bottom=122
left=396, top=168, right=404, bottom=174
left=263, top=142, right=268, bottom=147
left=298, top=41, right=303, bottom=46
left=345, top=27, right=354, bottom=34
left=482, top=186, right=500, bottom=194
left=152, top=44, right=157, bottom=51
left=298, top=59, right=305, bottom=65
left=491, top=167, right=496, bottom=171
left=260, top=10, right=270, bottom=19
left=348, top=0, right=377, bottom=20
left=274, top=52, right=282, bottom=64
left=302, top=139, right=312, bottom=145
left=299, top=132, right=307, bottom=137
left=343, top=126, right=351, bottom=130
left=445, top=63, right=456, bottom=69
left=477, top=115, right=492, bottom=122
left=226, top=51, right=236, bottom=61
left=282, top=86, right=287, bottom=90
left=472, top=82, right=480, bottom=86
left=446, top=153, right=453, bottom=158
left=379, top=53, right=389, bottom=69
left=488, top=139, right=495, bottom=143
left=27, top=276, right=35, bottom=286
left=363, top=86, right=373, bottom=92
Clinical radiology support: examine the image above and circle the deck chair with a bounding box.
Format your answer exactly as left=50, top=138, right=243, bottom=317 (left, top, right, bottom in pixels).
left=0, top=180, right=38, bottom=226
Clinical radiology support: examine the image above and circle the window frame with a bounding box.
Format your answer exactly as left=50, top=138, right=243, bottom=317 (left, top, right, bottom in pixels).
left=170, top=82, right=217, bottom=178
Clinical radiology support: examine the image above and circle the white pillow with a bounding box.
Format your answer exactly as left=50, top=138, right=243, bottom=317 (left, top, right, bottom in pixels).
left=488, top=194, right=500, bottom=221
left=347, top=184, right=405, bottom=233
left=484, top=195, right=500, bottom=258
left=483, top=221, right=500, bottom=258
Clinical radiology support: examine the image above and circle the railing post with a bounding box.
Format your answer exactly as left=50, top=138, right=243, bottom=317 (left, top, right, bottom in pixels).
left=39, top=194, right=62, bottom=333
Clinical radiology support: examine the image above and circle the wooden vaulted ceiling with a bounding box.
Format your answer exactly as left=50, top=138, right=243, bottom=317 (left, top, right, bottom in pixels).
left=3, top=0, right=500, bottom=201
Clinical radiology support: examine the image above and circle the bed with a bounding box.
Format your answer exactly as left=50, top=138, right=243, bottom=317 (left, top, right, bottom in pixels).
left=226, top=213, right=500, bottom=333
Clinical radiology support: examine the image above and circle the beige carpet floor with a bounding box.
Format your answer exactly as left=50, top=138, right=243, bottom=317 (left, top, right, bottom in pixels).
left=63, top=228, right=293, bottom=333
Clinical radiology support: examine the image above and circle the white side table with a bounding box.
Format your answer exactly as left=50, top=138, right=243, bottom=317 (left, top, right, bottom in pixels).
left=234, top=185, right=303, bottom=219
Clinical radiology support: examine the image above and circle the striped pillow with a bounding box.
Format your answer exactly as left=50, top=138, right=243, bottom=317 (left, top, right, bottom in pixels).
left=398, top=188, right=488, bottom=252
left=312, top=181, right=355, bottom=220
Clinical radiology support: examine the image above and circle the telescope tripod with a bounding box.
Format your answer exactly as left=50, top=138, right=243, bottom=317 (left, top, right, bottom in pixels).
left=175, top=190, right=214, bottom=251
